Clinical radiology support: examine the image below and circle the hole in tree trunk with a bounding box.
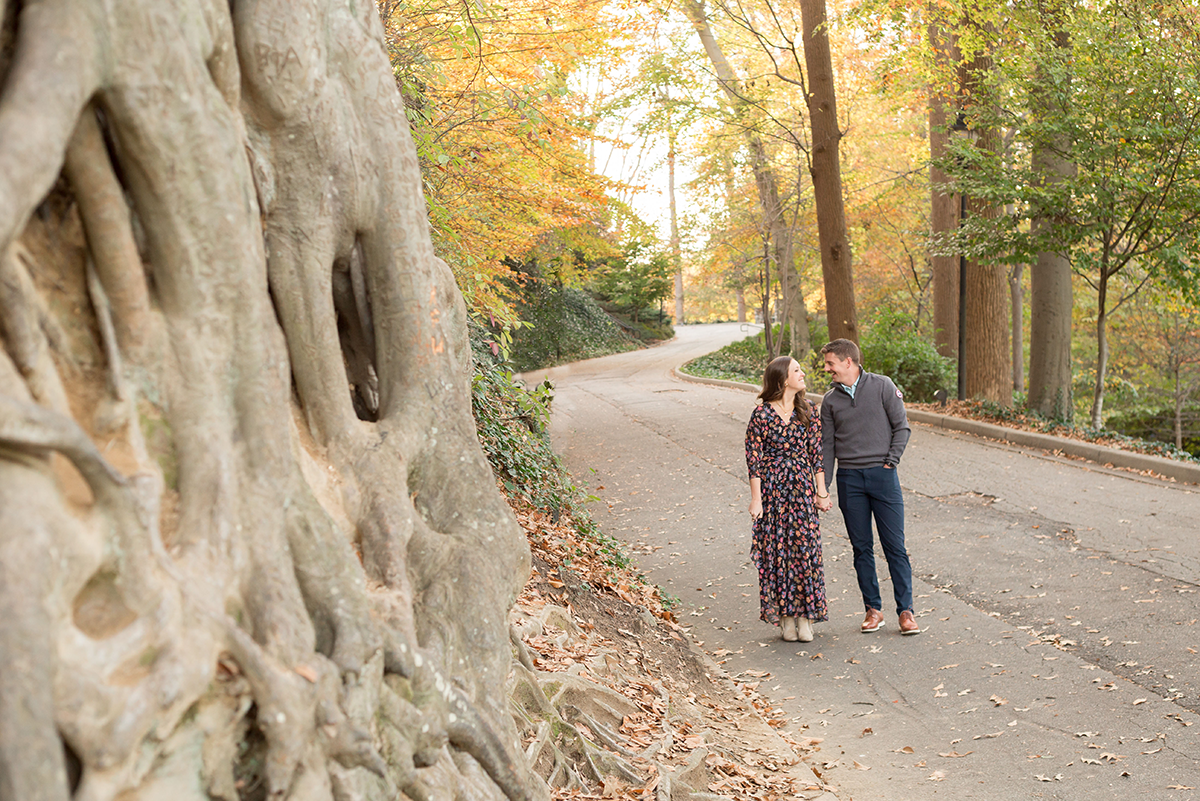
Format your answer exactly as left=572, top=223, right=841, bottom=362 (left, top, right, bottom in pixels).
left=333, top=239, right=378, bottom=422
left=233, top=703, right=269, bottom=801
left=62, top=734, right=82, bottom=793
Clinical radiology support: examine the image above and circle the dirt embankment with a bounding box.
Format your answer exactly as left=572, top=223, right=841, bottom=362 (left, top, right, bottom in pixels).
left=508, top=504, right=841, bottom=801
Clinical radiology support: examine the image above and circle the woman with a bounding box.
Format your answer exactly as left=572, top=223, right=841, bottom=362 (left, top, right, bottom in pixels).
left=745, top=356, right=833, bottom=642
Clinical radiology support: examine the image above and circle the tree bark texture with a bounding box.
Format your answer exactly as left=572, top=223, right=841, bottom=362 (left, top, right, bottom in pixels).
left=961, top=146, right=1011, bottom=404
left=799, top=0, right=857, bottom=345
left=1026, top=0, right=1075, bottom=421
left=928, top=22, right=961, bottom=358
left=682, top=0, right=811, bottom=355
left=958, top=20, right=1011, bottom=405
left=0, top=2, right=537, bottom=800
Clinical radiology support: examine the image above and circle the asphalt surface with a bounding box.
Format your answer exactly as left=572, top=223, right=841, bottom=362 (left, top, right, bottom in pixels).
left=525, top=322, right=1200, bottom=801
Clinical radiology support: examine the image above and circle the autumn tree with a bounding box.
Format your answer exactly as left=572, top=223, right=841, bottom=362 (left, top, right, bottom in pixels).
left=379, top=0, right=620, bottom=325
left=1109, top=288, right=1200, bottom=451
left=799, top=0, right=858, bottom=344
left=1026, top=0, right=1075, bottom=421
left=927, top=19, right=962, bottom=359
left=681, top=0, right=813, bottom=356
left=0, top=2, right=538, bottom=799
left=946, top=0, right=1200, bottom=425
left=953, top=11, right=1011, bottom=404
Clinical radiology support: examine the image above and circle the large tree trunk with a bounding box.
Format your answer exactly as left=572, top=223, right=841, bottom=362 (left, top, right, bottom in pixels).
left=958, top=19, right=1011, bottom=405
left=669, top=127, right=685, bottom=324
left=929, top=20, right=961, bottom=358
left=0, top=3, right=535, bottom=800
left=682, top=0, right=811, bottom=355
left=963, top=216, right=1012, bottom=402
left=1026, top=0, right=1075, bottom=421
left=799, top=0, right=858, bottom=345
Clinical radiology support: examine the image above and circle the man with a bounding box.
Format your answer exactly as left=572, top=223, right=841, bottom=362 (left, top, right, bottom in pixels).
left=820, top=338, right=919, bottom=635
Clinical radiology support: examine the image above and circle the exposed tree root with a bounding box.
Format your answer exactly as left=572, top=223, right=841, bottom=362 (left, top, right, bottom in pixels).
left=0, top=1, right=530, bottom=799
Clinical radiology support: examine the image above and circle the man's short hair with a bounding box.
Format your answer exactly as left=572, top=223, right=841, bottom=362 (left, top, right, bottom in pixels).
left=821, top=338, right=861, bottom=365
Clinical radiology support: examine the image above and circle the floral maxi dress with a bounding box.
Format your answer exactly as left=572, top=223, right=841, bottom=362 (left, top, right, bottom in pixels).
left=744, top=400, right=829, bottom=625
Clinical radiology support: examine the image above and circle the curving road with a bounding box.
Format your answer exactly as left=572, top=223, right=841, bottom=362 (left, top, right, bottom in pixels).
left=527, top=323, right=1200, bottom=800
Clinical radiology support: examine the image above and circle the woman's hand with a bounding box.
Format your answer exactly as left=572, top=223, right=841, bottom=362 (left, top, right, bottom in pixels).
left=749, top=497, right=763, bottom=520
left=816, top=494, right=833, bottom=513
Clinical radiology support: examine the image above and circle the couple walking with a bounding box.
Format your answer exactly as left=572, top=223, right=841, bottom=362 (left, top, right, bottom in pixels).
left=744, top=338, right=917, bottom=643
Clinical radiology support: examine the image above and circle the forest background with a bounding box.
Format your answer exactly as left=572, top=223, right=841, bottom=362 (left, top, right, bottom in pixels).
left=383, top=0, right=1200, bottom=455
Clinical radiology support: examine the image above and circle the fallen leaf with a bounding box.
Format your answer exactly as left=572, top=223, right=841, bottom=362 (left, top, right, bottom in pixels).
left=938, top=664, right=960, bottom=670
left=990, top=694, right=1008, bottom=706
left=861, top=727, right=874, bottom=738
left=928, top=770, right=947, bottom=781
left=1168, top=785, right=1195, bottom=790
left=853, top=760, right=870, bottom=771
left=939, top=750, right=973, bottom=758
left=1132, top=698, right=1147, bottom=706
left=973, top=732, right=1003, bottom=740
left=893, top=746, right=915, bottom=754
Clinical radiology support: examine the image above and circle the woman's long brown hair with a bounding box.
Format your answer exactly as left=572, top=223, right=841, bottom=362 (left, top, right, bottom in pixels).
left=757, top=355, right=811, bottom=425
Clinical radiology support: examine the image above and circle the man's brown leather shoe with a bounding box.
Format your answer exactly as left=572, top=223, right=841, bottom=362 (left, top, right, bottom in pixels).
left=861, top=608, right=884, bottom=633
left=898, top=610, right=920, bottom=635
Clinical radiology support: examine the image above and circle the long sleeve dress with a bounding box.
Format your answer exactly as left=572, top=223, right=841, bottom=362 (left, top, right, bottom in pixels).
left=744, top=400, right=829, bottom=625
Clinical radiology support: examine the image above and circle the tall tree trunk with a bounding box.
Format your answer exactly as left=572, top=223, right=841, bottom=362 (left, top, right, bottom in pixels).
left=1026, top=0, right=1075, bottom=421
left=959, top=43, right=1011, bottom=404
left=799, top=0, right=857, bottom=345
left=737, top=286, right=747, bottom=322
left=929, top=21, right=961, bottom=358
left=682, top=0, right=810, bottom=354
left=1090, top=268, right=1111, bottom=428
left=1011, top=263, right=1024, bottom=393
left=668, top=126, right=684, bottom=324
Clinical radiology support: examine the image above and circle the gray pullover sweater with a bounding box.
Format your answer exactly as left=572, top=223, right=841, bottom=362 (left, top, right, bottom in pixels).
left=820, top=370, right=911, bottom=477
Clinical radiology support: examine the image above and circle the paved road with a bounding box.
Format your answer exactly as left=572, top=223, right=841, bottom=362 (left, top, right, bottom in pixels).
left=527, top=323, right=1200, bottom=800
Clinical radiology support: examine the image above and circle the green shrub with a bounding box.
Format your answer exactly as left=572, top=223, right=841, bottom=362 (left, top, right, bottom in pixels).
left=860, top=310, right=954, bottom=402
left=589, top=239, right=673, bottom=324
left=1104, top=405, right=1200, bottom=459
left=507, top=285, right=637, bottom=372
